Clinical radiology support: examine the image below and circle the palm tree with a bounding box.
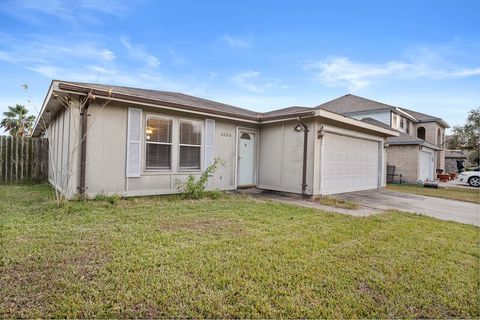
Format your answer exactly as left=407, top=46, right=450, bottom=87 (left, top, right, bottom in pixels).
left=0, top=104, right=36, bottom=137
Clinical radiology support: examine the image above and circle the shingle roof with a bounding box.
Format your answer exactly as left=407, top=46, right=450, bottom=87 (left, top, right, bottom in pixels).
left=62, top=81, right=261, bottom=119
left=317, top=94, right=448, bottom=127
left=361, top=117, right=395, bottom=130
left=57, top=81, right=315, bottom=122
left=445, top=150, right=467, bottom=159
left=399, top=107, right=442, bottom=122
left=316, top=94, right=396, bottom=114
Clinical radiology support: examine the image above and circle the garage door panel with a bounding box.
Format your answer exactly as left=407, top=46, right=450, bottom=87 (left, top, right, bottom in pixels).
left=419, top=149, right=434, bottom=181
left=322, top=133, right=380, bottom=195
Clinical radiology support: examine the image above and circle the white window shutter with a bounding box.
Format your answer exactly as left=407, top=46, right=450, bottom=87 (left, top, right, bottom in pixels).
left=205, top=119, right=215, bottom=168
left=126, top=107, right=142, bottom=177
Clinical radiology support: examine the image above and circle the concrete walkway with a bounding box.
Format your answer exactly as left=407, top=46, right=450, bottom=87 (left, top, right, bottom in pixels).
left=237, top=188, right=479, bottom=227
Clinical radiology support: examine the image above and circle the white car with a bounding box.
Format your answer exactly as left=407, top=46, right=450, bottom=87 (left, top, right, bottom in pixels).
left=457, top=169, right=480, bottom=187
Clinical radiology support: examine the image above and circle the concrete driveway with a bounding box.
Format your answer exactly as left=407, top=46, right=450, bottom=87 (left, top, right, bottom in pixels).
left=334, top=189, right=479, bottom=227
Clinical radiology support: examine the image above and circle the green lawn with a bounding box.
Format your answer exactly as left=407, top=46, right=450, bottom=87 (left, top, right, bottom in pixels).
left=387, top=183, right=480, bottom=204
left=1, top=185, right=479, bottom=318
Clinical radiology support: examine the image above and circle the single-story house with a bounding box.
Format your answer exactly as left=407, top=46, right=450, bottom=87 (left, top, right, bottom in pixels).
left=32, top=80, right=398, bottom=199
left=445, top=150, right=468, bottom=173
left=315, top=94, right=449, bottom=183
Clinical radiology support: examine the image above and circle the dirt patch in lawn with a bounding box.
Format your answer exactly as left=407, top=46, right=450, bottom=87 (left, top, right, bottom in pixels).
left=358, top=281, right=387, bottom=304
left=315, top=196, right=359, bottom=209
left=0, top=241, right=111, bottom=317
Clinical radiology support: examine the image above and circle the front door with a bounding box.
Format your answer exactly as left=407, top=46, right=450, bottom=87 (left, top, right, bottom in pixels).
left=238, top=131, right=256, bottom=186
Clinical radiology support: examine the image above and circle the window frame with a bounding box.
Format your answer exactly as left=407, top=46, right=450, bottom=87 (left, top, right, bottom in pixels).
left=399, top=117, right=404, bottom=129
left=392, top=114, right=398, bottom=128
left=144, top=114, right=174, bottom=172
left=178, top=118, right=203, bottom=172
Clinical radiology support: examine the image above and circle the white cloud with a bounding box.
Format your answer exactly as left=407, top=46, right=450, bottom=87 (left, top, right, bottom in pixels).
left=305, top=50, right=480, bottom=91
left=304, top=57, right=408, bottom=91
left=208, top=72, right=219, bottom=80
left=0, top=41, right=115, bottom=64
left=231, top=71, right=280, bottom=93
left=121, top=38, right=160, bottom=68
left=221, top=34, right=251, bottom=49
left=0, top=0, right=129, bottom=25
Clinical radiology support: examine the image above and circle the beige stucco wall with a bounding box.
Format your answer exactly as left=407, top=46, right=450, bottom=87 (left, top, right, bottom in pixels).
left=47, top=99, right=393, bottom=198
left=83, top=102, right=256, bottom=197
left=258, top=118, right=316, bottom=195
left=85, top=103, right=128, bottom=196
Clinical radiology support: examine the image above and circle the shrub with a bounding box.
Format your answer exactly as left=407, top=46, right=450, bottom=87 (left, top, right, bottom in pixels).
left=176, top=159, right=222, bottom=199
left=94, top=194, right=121, bottom=205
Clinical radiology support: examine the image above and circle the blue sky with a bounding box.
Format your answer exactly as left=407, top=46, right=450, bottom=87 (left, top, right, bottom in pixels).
left=0, top=0, right=479, bottom=132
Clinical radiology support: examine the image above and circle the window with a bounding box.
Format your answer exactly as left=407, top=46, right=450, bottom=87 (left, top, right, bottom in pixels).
left=437, top=128, right=442, bottom=145
left=179, top=120, right=202, bottom=170
left=145, top=116, right=172, bottom=170
left=399, top=117, right=404, bottom=129
left=240, top=132, right=251, bottom=140
left=406, top=120, right=410, bottom=134
left=417, top=126, right=426, bottom=140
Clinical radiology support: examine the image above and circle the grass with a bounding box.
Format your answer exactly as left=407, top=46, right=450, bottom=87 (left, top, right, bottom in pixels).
left=1, top=185, right=479, bottom=318
left=315, top=196, right=359, bottom=209
left=387, top=183, right=480, bottom=204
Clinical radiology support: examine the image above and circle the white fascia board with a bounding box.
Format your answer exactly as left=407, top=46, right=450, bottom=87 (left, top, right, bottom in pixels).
left=394, top=108, right=418, bottom=121
left=315, top=109, right=399, bottom=137
left=32, top=81, right=54, bottom=136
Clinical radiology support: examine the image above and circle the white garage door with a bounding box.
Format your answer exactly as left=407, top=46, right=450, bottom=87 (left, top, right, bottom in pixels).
left=419, top=149, right=434, bottom=181
left=322, top=133, right=380, bottom=195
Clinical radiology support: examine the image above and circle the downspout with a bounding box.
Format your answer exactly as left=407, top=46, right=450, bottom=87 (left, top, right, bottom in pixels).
left=294, top=117, right=309, bottom=196
left=79, top=94, right=92, bottom=197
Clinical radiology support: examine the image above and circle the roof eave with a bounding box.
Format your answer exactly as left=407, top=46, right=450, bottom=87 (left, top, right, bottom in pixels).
left=388, top=140, right=443, bottom=150
left=316, top=109, right=399, bottom=137
left=32, top=81, right=55, bottom=137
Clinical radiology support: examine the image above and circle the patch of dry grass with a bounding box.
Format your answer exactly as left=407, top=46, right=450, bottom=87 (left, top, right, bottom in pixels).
left=315, top=196, right=359, bottom=209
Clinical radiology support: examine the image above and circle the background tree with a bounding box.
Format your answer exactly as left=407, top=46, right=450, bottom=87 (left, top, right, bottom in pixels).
left=452, top=107, right=480, bottom=165
left=0, top=104, right=36, bottom=137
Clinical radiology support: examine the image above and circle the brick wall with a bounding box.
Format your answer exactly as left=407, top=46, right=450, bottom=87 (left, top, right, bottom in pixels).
left=387, top=145, right=419, bottom=183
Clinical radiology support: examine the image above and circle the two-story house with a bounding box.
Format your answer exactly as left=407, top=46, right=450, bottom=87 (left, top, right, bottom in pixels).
left=317, top=94, right=449, bottom=183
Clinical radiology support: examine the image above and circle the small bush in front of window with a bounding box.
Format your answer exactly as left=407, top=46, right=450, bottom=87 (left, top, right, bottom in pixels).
left=176, top=158, right=223, bottom=199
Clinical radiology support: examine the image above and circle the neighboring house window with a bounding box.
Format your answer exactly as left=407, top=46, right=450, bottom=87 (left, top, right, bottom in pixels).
left=406, top=120, right=410, bottom=134
left=400, top=117, right=404, bottom=129
left=417, top=126, right=426, bottom=140
left=179, top=120, right=202, bottom=170
left=145, top=116, right=172, bottom=170
left=392, top=114, right=397, bottom=127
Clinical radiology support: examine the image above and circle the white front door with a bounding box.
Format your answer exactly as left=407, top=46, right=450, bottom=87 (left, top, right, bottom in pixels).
left=238, top=131, right=256, bottom=186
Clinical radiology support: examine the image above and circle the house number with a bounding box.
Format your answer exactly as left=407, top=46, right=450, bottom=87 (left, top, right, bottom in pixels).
left=221, top=132, right=232, bottom=137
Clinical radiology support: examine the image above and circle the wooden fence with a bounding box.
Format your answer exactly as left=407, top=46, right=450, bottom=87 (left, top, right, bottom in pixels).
left=0, top=136, right=48, bottom=184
